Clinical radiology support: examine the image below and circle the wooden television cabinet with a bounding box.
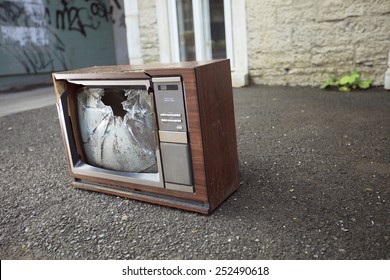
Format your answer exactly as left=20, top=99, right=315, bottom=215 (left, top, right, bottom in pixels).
left=52, top=59, right=239, bottom=214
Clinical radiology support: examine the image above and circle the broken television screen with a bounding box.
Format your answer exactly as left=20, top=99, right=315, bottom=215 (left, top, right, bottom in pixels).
left=77, top=87, right=158, bottom=173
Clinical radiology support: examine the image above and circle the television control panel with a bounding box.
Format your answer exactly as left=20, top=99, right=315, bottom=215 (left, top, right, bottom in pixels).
left=153, top=77, right=188, bottom=132
left=152, top=77, right=193, bottom=193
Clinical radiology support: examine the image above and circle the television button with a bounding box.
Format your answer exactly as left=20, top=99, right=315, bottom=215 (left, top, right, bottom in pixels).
left=161, top=119, right=182, bottom=123
left=166, top=113, right=181, bottom=117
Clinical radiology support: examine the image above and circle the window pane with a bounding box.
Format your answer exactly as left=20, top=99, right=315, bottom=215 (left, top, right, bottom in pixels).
left=176, top=0, right=196, bottom=61
left=209, top=0, right=226, bottom=59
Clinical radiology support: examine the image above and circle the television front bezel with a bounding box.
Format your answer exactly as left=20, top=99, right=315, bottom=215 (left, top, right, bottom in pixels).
left=56, top=79, right=165, bottom=189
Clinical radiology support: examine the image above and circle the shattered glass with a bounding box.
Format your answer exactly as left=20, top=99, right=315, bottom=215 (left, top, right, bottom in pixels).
left=76, top=87, right=158, bottom=173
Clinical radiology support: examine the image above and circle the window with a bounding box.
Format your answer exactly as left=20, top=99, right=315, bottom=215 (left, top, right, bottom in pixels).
left=156, top=0, right=248, bottom=87
left=167, top=0, right=233, bottom=66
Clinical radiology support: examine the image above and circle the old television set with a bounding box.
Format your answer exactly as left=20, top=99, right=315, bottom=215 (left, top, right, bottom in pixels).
left=53, top=59, right=239, bottom=214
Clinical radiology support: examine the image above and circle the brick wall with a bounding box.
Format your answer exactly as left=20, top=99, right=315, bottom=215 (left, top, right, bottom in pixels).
left=246, top=0, right=390, bottom=86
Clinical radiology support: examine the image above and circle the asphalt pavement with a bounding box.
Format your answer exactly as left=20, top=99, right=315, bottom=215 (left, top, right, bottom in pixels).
left=0, top=85, right=389, bottom=259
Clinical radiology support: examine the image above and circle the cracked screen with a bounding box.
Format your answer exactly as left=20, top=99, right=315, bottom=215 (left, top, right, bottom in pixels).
left=76, top=87, right=158, bottom=173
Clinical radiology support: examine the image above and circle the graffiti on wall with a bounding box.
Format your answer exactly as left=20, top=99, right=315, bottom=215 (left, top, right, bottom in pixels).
left=0, top=0, right=63, bottom=74
left=54, top=0, right=122, bottom=37
left=0, top=0, right=122, bottom=74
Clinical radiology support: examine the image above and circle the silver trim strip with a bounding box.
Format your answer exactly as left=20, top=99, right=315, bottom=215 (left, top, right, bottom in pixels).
left=159, top=131, right=188, bottom=143
left=165, top=182, right=194, bottom=193
left=68, top=80, right=150, bottom=88
left=152, top=77, right=181, bottom=83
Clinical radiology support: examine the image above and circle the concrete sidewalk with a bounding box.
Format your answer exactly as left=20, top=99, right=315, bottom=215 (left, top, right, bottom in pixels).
left=0, top=85, right=389, bottom=260
left=0, top=86, right=56, bottom=118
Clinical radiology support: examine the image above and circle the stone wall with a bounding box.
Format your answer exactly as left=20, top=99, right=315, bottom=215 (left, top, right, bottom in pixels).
left=246, top=0, right=390, bottom=86
left=134, top=0, right=389, bottom=87
left=138, top=0, right=160, bottom=63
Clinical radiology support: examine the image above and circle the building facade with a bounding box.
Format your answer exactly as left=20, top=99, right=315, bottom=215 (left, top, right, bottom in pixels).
left=126, top=0, right=390, bottom=87
left=1, top=0, right=389, bottom=89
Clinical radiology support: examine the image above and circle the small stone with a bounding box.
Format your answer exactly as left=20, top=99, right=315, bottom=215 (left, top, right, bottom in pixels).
left=338, top=249, right=346, bottom=253
left=121, top=215, right=128, bottom=221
